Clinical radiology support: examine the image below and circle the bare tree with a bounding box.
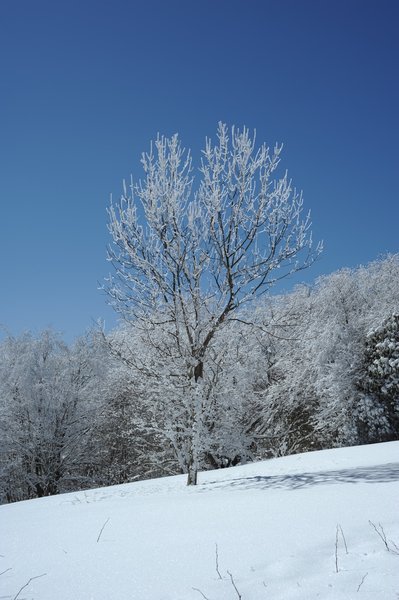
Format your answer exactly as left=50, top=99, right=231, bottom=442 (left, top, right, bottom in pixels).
left=106, top=123, right=321, bottom=484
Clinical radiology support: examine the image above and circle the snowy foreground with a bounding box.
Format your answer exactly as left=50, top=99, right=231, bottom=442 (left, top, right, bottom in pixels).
left=1, top=443, right=398, bottom=600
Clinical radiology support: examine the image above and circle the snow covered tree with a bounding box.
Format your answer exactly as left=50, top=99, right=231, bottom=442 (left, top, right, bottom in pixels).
left=0, top=331, right=101, bottom=502
left=258, top=255, right=399, bottom=453
left=106, top=123, right=321, bottom=484
left=103, top=319, right=270, bottom=477
left=355, top=313, right=399, bottom=442
left=86, top=337, right=179, bottom=485
left=304, top=257, right=399, bottom=446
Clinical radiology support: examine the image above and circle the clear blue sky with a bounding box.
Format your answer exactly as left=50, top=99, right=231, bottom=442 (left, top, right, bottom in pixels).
left=1, top=0, right=398, bottom=341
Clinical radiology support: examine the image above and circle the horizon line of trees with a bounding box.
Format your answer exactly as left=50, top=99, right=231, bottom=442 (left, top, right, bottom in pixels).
left=1, top=253, right=398, bottom=504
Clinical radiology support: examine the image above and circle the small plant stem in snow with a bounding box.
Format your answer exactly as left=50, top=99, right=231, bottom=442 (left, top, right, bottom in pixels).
left=215, top=543, right=222, bottom=579
left=368, top=520, right=399, bottom=554
left=192, top=587, right=211, bottom=600
left=335, top=525, right=339, bottom=573
left=338, top=524, right=348, bottom=554
left=12, top=573, right=46, bottom=600
left=335, top=523, right=348, bottom=572
left=357, top=572, right=368, bottom=592
left=227, top=570, right=242, bottom=599
left=96, top=517, right=110, bottom=543
left=369, top=520, right=389, bottom=551
left=0, top=567, right=12, bottom=576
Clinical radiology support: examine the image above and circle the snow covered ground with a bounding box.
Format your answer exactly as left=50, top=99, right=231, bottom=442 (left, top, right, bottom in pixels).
left=1, top=442, right=398, bottom=600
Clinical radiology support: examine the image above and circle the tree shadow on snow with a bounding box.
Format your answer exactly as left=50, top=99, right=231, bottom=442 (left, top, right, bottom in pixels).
left=203, top=462, right=399, bottom=492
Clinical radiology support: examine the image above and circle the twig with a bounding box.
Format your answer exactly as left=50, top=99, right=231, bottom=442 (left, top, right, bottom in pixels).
left=369, top=521, right=389, bottom=551
left=369, top=520, right=399, bottom=554
left=215, top=543, right=222, bottom=580
left=96, top=517, right=110, bottom=543
left=338, top=524, right=348, bottom=554
left=0, top=568, right=12, bottom=576
left=335, top=523, right=348, bottom=572
left=192, top=587, right=211, bottom=600
left=335, top=525, right=339, bottom=573
left=227, top=571, right=242, bottom=600
left=12, top=573, right=46, bottom=600
left=357, top=572, right=368, bottom=592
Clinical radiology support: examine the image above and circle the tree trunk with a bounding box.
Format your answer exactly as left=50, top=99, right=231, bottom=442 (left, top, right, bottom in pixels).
left=186, top=464, right=198, bottom=486
left=186, top=360, right=203, bottom=485
left=186, top=418, right=199, bottom=486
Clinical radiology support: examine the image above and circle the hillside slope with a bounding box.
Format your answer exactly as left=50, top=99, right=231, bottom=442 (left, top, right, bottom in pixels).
left=1, top=442, right=398, bottom=599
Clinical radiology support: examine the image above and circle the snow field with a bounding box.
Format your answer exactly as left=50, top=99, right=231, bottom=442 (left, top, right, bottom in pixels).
left=1, top=441, right=398, bottom=599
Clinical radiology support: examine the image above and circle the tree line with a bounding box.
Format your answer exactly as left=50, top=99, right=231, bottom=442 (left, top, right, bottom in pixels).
left=1, top=254, right=398, bottom=504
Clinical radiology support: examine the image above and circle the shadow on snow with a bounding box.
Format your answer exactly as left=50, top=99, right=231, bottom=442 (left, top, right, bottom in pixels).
left=203, top=462, right=399, bottom=492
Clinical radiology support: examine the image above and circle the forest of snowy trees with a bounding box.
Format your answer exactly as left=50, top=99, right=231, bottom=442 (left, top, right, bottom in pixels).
left=1, top=254, right=398, bottom=504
